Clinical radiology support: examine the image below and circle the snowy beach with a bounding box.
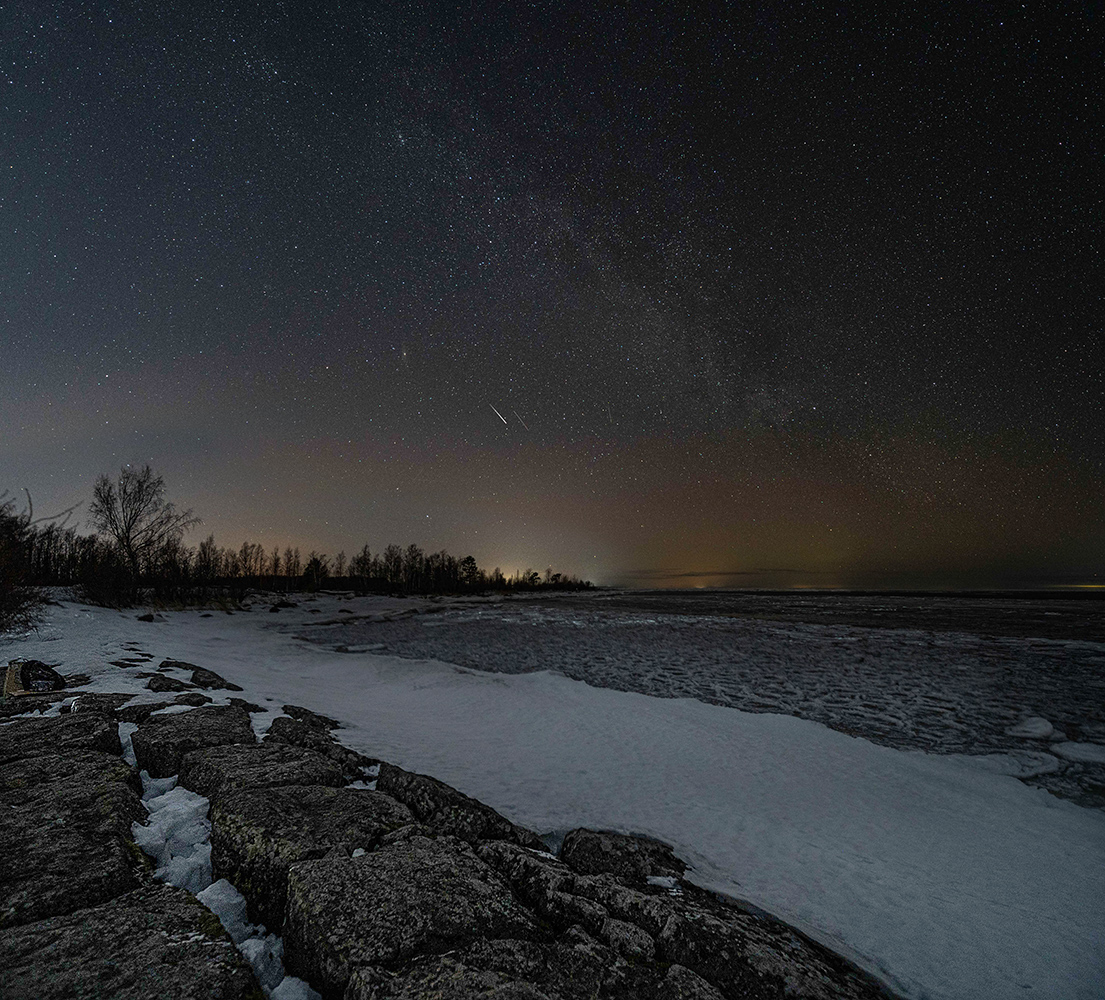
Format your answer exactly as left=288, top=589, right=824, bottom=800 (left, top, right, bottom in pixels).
left=4, top=590, right=1104, bottom=1000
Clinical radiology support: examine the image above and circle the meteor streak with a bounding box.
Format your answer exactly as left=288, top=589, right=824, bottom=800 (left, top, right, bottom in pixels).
left=513, top=409, right=530, bottom=430
left=489, top=403, right=508, bottom=425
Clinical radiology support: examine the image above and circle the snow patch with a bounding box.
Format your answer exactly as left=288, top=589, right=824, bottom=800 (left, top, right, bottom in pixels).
left=1006, top=717, right=1054, bottom=739
left=118, top=721, right=138, bottom=766
left=1052, top=742, right=1105, bottom=765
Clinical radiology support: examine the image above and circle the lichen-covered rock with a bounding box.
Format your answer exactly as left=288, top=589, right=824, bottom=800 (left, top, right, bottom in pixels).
left=0, top=710, right=121, bottom=764
left=560, top=828, right=685, bottom=882
left=264, top=714, right=376, bottom=781
left=376, top=763, right=545, bottom=849
left=0, top=882, right=264, bottom=999
left=344, top=955, right=556, bottom=999
left=210, top=784, right=415, bottom=928
left=476, top=842, right=611, bottom=936
left=284, top=835, right=540, bottom=997
left=478, top=842, right=891, bottom=1000
left=344, top=931, right=665, bottom=1000
left=658, top=964, right=727, bottom=1000
left=131, top=704, right=255, bottom=777
left=0, top=748, right=144, bottom=927
left=179, top=742, right=344, bottom=803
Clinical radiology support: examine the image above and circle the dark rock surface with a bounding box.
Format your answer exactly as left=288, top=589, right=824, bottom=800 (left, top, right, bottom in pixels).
left=377, top=762, right=545, bottom=849
left=180, top=741, right=345, bottom=803
left=18, top=659, right=66, bottom=692
left=131, top=703, right=255, bottom=777
left=0, top=709, right=121, bottom=764
left=147, top=673, right=193, bottom=692
left=283, top=703, right=342, bottom=729
left=69, top=691, right=140, bottom=714
left=0, top=882, right=263, bottom=999
left=265, top=713, right=377, bottom=781
left=210, top=783, right=415, bottom=928
left=478, top=841, right=891, bottom=1000
left=560, top=827, right=685, bottom=881
left=0, top=744, right=144, bottom=928
left=284, top=835, right=540, bottom=997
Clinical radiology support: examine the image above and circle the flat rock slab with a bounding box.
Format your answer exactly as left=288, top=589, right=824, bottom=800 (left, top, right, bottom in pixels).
left=0, top=749, right=144, bottom=927
left=264, top=715, right=376, bottom=781
left=0, top=882, right=263, bottom=1000
left=0, top=710, right=121, bottom=764
left=131, top=704, right=255, bottom=777
left=210, top=784, right=415, bottom=928
left=179, top=741, right=345, bottom=803
left=377, top=762, right=545, bottom=849
left=284, top=835, right=540, bottom=997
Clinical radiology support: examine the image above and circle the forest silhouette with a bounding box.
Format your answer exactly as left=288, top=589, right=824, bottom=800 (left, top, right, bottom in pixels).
left=1, top=466, right=591, bottom=625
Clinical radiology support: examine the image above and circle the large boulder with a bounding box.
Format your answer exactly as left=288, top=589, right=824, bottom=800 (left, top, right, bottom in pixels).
left=131, top=704, right=255, bottom=777
left=209, top=784, right=415, bottom=929
left=18, top=659, right=66, bottom=692
left=179, top=742, right=345, bottom=803
left=0, top=748, right=144, bottom=927
left=376, top=763, right=545, bottom=849
left=0, top=882, right=263, bottom=999
left=284, top=835, right=540, bottom=998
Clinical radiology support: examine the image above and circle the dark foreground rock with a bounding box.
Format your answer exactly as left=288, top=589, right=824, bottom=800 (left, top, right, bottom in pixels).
left=560, top=827, right=686, bottom=881
left=0, top=694, right=900, bottom=1000
left=284, top=835, right=540, bottom=997
left=377, top=761, right=545, bottom=849
left=265, top=712, right=377, bottom=781
left=179, top=741, right=345, bottom=804
left=0, top=709, right=121, bottom=764
left=131, top=703, right=255, bottom=777
left=0, top=882, right=262, bottom=1000
left=0, top=744, right=144, bottom=928
left=211, top=783, right=415, bottom=928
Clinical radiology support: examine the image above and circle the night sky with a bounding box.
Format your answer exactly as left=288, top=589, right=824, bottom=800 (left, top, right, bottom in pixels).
left=3, top=3, right=1101, bottom=588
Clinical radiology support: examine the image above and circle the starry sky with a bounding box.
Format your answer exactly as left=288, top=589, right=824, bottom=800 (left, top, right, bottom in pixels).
left=3, top=2, right=1101, bottom=588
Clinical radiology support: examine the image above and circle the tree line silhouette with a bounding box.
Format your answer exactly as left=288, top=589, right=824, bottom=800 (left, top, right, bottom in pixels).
left=1, top=466, right=592, bottom=627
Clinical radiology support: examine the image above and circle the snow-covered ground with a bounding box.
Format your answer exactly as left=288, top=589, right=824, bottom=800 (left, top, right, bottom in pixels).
left=4, top=592, right=1104, bottom=1000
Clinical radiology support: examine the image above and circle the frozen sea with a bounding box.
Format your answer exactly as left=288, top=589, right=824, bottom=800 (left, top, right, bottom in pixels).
left=300, top=589, right=1105, bottom=807
left=4, top=588, right=1105, bottom=1000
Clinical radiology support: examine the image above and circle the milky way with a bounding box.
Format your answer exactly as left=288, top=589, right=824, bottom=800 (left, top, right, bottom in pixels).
left=2, top=4, right=1100, bottom=586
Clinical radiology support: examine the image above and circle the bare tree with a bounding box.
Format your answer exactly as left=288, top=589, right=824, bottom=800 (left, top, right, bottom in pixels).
left=88, top=465, right=200, bottom=584
left=1, top=490, right=78, bottom=630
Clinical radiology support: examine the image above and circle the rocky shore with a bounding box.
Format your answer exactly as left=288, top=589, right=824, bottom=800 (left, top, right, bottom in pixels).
left=1, top=678, right=900, bottom=999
